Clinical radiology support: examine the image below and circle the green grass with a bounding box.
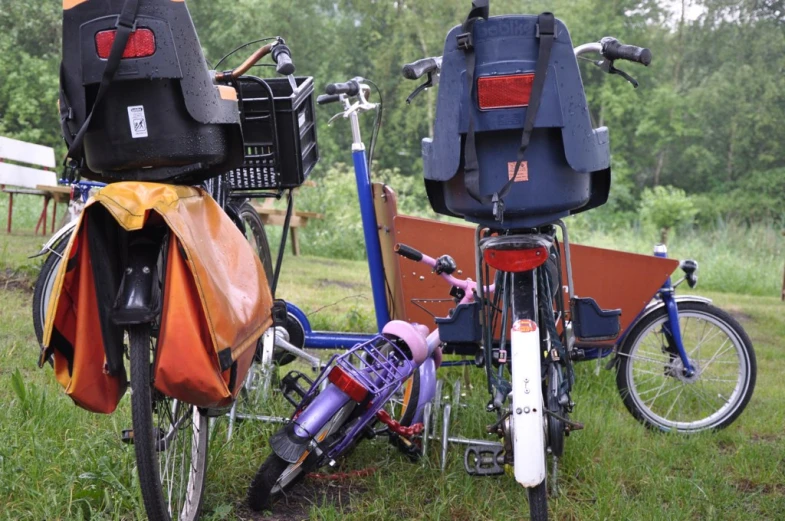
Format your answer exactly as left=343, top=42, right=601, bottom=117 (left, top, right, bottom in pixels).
left=1, top=229, right=784, bottom=520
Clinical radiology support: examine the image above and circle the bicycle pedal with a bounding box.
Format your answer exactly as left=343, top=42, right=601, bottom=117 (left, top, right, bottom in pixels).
left=464, top=444, right=505, bottom=476
left=389, top=433, right=421, bottom=463
left=121, top=429, right=134, bottom=444
left=280, top=370, right=314, bottom=407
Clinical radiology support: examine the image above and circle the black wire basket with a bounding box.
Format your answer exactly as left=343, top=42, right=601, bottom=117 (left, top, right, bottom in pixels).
left=226, top=75, right=319, bottom=193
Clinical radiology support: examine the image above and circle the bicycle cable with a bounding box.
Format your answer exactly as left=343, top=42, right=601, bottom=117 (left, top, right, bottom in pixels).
left=363, top=78, right=384, bottom=173
left=213, top=37, right=279, bottom=71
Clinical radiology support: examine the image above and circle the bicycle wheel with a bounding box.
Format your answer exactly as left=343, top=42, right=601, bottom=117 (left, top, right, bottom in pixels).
left=32, top=234, right=71, bottom=353
left=616, top=301, right=756, bottom=432
left=528, top=481, right=549, bottom=521
left=129, top=325, right=209, bottom=521
left=248, top=404, right=354, bottom=512
left=231, top=200, right=273, bottom=283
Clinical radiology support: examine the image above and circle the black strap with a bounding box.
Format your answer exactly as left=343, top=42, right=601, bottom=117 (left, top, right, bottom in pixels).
left=65, top=0, right=140, bottom=162
left=461, top=11, right=556, bottom=222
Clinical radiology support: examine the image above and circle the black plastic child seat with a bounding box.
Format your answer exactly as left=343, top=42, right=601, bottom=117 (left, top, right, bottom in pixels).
left=60, top=0, right=243, bottom=184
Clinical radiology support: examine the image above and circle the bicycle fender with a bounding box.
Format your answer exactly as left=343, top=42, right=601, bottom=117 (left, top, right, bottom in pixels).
left=644, top=295, right=712, bottom=314
left=609, top=295, right=715, bottom=367
left=510, top=321, right=546, bottom=487
left=288, top=384, right=351, bottom=442
left=30, top=220, right=78, bottom=258
left=412, top=357, right=437, bottom=424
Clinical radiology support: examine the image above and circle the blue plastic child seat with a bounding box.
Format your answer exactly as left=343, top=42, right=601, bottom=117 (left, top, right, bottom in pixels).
left=422, top=15, right=612, bottom=229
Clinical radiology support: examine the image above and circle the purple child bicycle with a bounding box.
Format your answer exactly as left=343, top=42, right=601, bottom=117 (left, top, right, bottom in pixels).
left=248, top=244, right=491, bottom=511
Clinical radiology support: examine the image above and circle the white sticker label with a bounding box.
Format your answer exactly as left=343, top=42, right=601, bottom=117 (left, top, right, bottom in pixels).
left=127, top=106, right=148, bottom=138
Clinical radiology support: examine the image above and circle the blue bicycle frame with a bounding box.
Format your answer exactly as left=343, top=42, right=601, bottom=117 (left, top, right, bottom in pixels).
left=285, top=96, right=391, bottom=349
left=584, top=243, right=695, bottom=375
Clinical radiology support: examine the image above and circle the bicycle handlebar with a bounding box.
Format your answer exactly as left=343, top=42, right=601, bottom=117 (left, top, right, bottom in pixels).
left=316, top=94, right=342, bottom=105
left=394, top=243, right=494, bottom=298
left=394, top=243, right=423, bottom=262
left=600, top=37, right=652, bottom=66
left=272, top=43, right=296, bottom=75
left=402, top=56, right=442, bottom=80
left=214, top=39, right=295, bottom=82
left=325, top=80, right=361, bottom=96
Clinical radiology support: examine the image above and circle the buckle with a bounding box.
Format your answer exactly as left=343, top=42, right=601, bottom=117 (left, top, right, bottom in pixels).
left=115, top=16, right=137, bottom=31
left=536, top=21, right=556, bottom=38
left=457, top=32, right=473, bottom=51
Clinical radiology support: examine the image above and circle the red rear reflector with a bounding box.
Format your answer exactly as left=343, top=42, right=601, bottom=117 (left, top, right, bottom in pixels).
left=95, top=28, right=156, bottom=59
left=483, top=246, right=548, bottom=272
left=328, top=366, right=369, bottom=403
left=477, top=74, right=534, bottom=110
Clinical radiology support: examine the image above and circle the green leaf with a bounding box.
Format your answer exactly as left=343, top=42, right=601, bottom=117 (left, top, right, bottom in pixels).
left=10, top=369, right=26, bottom=404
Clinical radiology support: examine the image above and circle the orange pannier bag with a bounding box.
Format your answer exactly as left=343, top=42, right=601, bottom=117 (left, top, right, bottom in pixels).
left=42, top=182, right=272, bottom=413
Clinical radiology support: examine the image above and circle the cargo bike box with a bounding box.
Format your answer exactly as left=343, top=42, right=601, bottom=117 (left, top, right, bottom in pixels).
left=423, top=14, right=612, bottom=229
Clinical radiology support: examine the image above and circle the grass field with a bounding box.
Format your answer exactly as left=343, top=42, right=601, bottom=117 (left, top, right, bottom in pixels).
left=1, top=231, right=784, bottom=520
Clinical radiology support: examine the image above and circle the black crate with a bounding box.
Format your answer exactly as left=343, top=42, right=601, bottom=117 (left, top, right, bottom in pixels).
left=226, top=76, right=319, bottom=192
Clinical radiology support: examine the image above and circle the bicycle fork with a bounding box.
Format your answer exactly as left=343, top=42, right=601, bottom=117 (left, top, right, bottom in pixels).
left=510, top=270, right=547, bottom=487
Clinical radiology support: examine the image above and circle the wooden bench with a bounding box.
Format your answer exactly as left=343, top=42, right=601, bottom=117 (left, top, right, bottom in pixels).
left=0, top=136, right=60, bottom=235
left=251, top=199, right=323, bottom=256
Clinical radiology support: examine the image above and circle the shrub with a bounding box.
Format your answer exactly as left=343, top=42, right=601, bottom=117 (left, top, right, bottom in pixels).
left=639, top=185, right=697, bottom=244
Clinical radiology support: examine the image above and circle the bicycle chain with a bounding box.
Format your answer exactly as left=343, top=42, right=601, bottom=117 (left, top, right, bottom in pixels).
left=375, top=409, right=424, bottom=438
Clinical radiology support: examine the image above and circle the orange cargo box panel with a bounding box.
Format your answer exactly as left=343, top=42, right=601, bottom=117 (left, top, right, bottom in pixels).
left=389, top=214, right=678, bottom=344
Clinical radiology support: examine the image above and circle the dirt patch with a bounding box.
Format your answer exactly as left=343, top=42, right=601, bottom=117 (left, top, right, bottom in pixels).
left=717, top=439, right=736, bottom=454
left=0, top=268, right=33, bottom=293
left=236, top=479, right=366, bottom=521
left=316, top=278, right=365, bottom=290
left=750, top=433, right=781, bottom=443
left=733, top=478, right=785, bottom=495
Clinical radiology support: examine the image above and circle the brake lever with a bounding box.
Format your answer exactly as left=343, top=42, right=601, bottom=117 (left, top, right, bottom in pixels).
left=406, top=72, right=436, bottom=105
left=327, top=98, right=378, bottom=126
left=327, top=111, right=346, bottom=126
left=595, top=59, right=639, bottom=88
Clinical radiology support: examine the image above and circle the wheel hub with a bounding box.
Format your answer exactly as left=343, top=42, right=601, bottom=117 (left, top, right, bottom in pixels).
left=666, top=357, right=701, bottom=383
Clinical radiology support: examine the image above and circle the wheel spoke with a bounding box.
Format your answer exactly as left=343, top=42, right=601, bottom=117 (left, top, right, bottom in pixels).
left=663, top=386, right=685, bottom=420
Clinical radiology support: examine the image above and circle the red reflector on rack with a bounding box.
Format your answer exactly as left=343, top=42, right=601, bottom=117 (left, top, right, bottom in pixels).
left=483, top=246, right=549, bottom=272
left=328, top=366, right=369, bottom=403
left=477, top=74, right=534, bottom=110
left=95, top=28, right=156, bottom=59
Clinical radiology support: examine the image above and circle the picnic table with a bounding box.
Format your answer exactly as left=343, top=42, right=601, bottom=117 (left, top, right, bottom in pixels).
left=1, top=136, right=61, bottom=235
left=251, top=199, right=322, bottom=256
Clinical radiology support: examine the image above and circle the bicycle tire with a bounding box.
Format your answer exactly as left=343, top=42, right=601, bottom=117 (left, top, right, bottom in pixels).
left=616, top=301, right=756, bottom=432
left=248, top=404, right=353, bottom=512
left=130, top=325, right=209, bottom=521
left=247, top=453, right=306, bottom=512
left=527, top=480, right=549, bottom=520
left=229, top=200, right=274, bottom=284
left=32, top=234, right=71, bottom=356
left=228, top=199, right=298, bottom=367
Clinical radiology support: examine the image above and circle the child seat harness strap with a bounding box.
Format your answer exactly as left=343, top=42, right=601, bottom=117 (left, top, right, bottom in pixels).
left=65, top=0, right=140, bottom=163
left=458, top=5, right=555, bottom=222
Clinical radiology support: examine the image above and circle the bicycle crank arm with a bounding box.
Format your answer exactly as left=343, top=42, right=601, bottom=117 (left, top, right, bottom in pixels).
left=274, top=330, right=321, bottom=369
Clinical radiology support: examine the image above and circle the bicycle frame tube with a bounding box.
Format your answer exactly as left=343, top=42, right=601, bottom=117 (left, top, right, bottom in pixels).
left=287, top=302, right=377, bottom=349
left=352, top=146, right=391, bottom=331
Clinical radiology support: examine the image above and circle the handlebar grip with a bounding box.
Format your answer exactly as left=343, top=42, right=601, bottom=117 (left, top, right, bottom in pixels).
left=601, top=38, right=652, bottom=66
left=394, top=243, right=423, bottom=262
left=316, top=94, right=341, bottom=105
left=272, top=44, right=296, bottom=75
left=402, top=56, right=441, bottom=80
left=326, top=80, right=360, bottom=96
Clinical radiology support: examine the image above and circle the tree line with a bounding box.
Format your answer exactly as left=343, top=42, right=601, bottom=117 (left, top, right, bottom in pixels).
left=1, top=0, right=783, bottom=224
